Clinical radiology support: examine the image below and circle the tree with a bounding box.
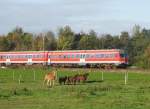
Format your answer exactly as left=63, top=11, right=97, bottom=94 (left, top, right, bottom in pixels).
left=45, top=31, right=57, bottom=50
left=132, top=25, right=141, bottom=37
left=0, top=36, right=12, bottom=51
left=6, top=27, right=24, bottom=51
left=79, top=30, right=98, bottom=50
left=71, top=33, right=82, bottom=50
left=119, top=31, right=130, bottom=51
left=21, top=32, right=33, bottom=50
left=57, top=26, right=74, bottom=50
left=135, top=45, right=150, bottom=68
left=33, top=33, right=44, bottom=51
left=100, top=34, right=114, bottom=49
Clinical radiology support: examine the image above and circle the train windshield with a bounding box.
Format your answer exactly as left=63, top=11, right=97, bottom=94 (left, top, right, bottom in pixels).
left=120, top=53, right=127, bottom=58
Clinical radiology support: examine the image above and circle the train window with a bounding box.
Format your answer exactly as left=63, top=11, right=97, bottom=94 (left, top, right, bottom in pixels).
left=41, top=55, right=44, bottom=58
left=62, top=55, right=65, bottom=58
left=64, top=55, right=66, bottom=58
left=76, top=54, right=80, bottom=58
left=60, top=55, right=62, bottom=58
left=68, top=55, right=70, bottom=58
left=83, top=54, right=85, bottom=58
left=80, top=54, right=85, bottom=58
left=110, top=54, right=115, bottom=58
left=86, top=54, right=90, bottom=58
left=18, top=55, right=21, bottom=58
left=0, top=56, right=3, bottom=59
left=120, top=54, right=126, bottom=58
left=54, top=55, right=57, bottom=58
left=39, top=55, right=43, bottom=58
left=22, top=55, right=25, bottom=58
left=95, top=54, right=100, bottom=58
left=95, top=54, right=98, bottom=58
left=71, top=55, right=74, bottom=58
left=100, top=54, right=104, bottom=58
left=32, top=55, right=35, bottom=58
left=33, top=55, right=36, bottom=58
left=80, top=54, right=82, bottom=58
left=27, top=55, right=32, bottom=58
left=51, top=55, right=54, bottom=58
left=17, top=55, right=19, bottom=58
left=108, top=54, right=112, bottom=58
left=25, top=55, right=28, bottom=58
left=90, top=54, right=94, bottom=58
left=6, top=56, right=9, bottom=59
left=50, top=55, right=53, bottom=58
left=58, top=55, right=61, bottom=58
left=22, top=55, right=24, bottom=58
left=105, top=54, right=109, bottom=58
left=37, top=55, right=39, bottom=58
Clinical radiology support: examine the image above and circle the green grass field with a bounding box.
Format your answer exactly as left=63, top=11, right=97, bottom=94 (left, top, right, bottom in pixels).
left=0, top=67, right=150, bottom=109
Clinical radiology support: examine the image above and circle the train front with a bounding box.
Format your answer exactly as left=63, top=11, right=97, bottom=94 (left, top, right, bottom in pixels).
left=118, top=51, right=128, bottom=68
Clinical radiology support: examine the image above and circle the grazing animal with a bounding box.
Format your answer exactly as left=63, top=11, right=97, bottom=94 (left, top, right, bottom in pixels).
left=76, top=73, right=89, bottom=83
left=67, top=74, right=79, bottom=85
left=43, top=70, right=57, bottom=87
left=59, top=76, right=68, bottom=85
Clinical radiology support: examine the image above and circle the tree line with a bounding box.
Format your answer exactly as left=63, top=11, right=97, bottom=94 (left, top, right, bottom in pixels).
left=0, top=25, right=150, bottom=68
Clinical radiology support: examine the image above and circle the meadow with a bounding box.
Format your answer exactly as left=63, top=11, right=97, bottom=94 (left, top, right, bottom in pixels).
left=0, top=67, right=150, bottom=109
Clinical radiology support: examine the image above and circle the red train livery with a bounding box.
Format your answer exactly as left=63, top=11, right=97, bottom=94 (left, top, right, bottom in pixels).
left=0, top=49, right=128, bottom=67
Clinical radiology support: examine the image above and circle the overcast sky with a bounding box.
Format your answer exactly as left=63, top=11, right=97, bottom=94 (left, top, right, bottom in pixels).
left=0, top=0, right=150, bottom=35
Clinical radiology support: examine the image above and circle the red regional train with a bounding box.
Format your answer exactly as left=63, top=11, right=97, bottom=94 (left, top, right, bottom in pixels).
left=0, top=49, right=128, bottom=68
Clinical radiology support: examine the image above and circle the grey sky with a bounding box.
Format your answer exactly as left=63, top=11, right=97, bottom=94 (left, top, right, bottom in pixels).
left=0, top=0, right=150, bottom=35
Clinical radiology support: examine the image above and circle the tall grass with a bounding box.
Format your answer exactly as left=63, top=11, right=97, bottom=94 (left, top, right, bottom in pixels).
left=0, top=68, right=150, bottom=109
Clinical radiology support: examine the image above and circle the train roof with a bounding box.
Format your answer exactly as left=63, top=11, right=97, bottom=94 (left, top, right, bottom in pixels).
left=51, top=49, right=122, bottom=52
left=0, top=49, right=123, bottom=54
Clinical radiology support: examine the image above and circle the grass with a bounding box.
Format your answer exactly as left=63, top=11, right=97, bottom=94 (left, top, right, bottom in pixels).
left=0, top=67, right=150, bottom=109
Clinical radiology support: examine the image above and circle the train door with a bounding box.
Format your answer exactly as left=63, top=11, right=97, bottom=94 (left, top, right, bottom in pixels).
left=27, top=55, right=32, bottom=65
left=48, top=53, right=51, bottom=65
left=80, top=54, right=86, bottom=65
left=6, top=55, right=11, bottom=65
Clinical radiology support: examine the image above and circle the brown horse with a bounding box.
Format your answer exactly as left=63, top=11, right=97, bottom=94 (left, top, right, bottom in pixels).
left=76, top=73, right=89, bottom=83
left=67, top=74, right=79, bottom=85
left=59, top=76, right=68, bottom=85
left=43, top=70, right=57, bottom=87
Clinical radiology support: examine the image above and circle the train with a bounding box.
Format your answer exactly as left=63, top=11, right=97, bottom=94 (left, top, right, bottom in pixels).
left=0, top=49, right=128, bottom=68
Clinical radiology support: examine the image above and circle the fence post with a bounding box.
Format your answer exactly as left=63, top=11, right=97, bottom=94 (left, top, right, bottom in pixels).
left=125, top=71, right=128, bottom=85
left=101, top=72, right=104, bottom=81
left=13, top=71, right=14, bottom=81
left=34, top=70, right=36, bottom=81
left=19, top=74, right=22, bottom=84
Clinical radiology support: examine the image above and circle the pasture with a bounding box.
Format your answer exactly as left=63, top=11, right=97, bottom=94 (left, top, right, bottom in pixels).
left=0, top=67, right=150, bottom=109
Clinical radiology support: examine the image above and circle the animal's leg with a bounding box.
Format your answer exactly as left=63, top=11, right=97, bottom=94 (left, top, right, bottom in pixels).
left=53, top=80, right=55, bottom=85
left=52, top=80, right=55, bottom=86
left=49, top=80, right=52, bottom=87
left=47, top=80, right=49, bottom=86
